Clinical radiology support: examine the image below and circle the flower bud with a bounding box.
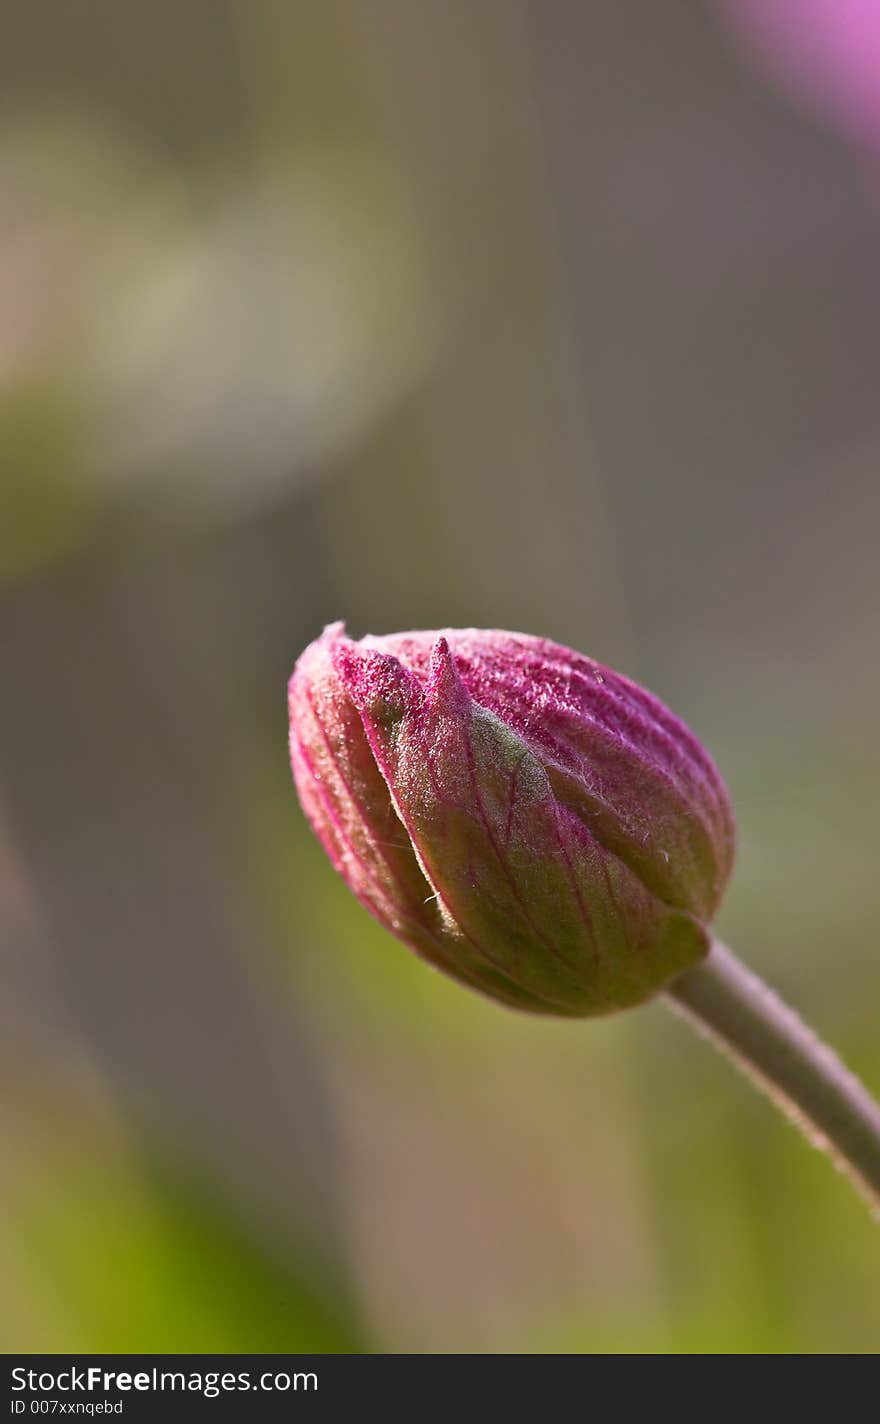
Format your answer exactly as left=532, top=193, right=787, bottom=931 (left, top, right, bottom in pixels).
left=288, top=624, right=735, bottom=1017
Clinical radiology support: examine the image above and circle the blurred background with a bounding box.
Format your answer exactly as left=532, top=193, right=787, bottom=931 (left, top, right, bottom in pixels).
left=2, top=0, right=880, bottom=1354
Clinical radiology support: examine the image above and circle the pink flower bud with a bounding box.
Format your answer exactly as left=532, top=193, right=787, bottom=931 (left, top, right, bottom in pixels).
left=288, top=624, right=735, bottom=1016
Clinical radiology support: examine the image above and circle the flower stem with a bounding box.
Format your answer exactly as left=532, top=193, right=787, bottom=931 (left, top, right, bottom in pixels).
left=665, top=939, right=880, bottom=1215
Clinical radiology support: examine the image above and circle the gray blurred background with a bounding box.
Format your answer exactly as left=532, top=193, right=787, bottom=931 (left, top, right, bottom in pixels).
left=2, top=0, right=879, bottom=1352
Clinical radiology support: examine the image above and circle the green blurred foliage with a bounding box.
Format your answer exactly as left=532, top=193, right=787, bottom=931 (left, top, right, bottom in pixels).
left=0, top=377, right=96, bottom=582
left=7, top=1155, right=363, bottom=1353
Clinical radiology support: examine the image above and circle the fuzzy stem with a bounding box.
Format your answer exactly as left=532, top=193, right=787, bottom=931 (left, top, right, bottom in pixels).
left=665, top=940, right=880, bottom=1215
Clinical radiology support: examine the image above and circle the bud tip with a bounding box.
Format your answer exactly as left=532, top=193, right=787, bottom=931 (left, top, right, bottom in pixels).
left=426, top=634, right=468, bottom=711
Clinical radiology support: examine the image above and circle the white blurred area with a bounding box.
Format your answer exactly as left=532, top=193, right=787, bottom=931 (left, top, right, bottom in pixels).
left=1, top=112, right=444, bottom=527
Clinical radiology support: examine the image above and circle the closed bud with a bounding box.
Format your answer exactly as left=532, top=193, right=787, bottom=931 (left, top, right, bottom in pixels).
left=288, top=624, right=735, bottom=1016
